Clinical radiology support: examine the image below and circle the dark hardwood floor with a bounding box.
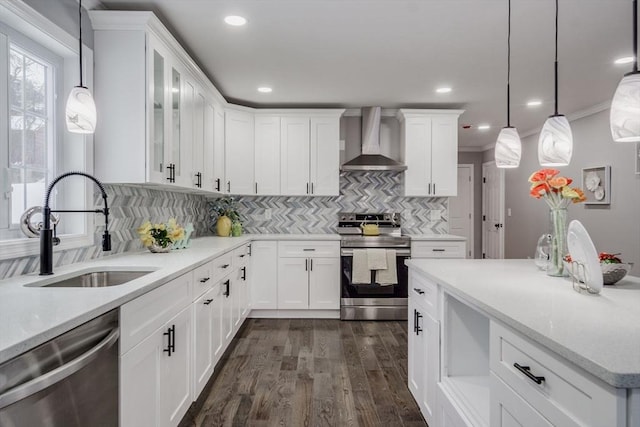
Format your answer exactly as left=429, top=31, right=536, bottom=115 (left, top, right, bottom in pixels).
left=181, top=318, right=427, bottom=427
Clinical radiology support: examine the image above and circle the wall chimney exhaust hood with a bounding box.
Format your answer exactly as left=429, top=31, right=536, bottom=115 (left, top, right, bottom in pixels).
left=341, top=107, right=407, bottom=171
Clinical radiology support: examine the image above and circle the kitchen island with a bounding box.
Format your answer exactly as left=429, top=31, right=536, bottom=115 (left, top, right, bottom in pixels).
left=406, top=258, right=640, bottom=427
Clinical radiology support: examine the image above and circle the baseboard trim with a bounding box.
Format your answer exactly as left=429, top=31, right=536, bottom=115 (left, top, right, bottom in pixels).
left=249, top=309, right=340, bottom=319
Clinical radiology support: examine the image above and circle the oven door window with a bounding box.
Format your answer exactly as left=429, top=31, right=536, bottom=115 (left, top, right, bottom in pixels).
left=341, top=255, right=409, bottom=298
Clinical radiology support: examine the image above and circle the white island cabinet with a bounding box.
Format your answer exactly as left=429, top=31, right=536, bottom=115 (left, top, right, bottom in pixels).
left=406, top=259, right=637, bottom=427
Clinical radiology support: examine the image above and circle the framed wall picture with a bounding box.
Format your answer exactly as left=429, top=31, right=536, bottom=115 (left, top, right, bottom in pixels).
left=582, top=166, right=611, bottom=205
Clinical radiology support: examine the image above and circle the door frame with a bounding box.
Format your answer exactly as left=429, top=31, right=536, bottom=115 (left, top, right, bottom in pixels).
left=456, top=164, right=474, bottom=259
left=482, top=161, right=505, bottom=259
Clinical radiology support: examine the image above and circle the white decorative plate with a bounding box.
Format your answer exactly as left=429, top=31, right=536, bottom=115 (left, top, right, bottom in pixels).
left=567, top=220, right=603, bottom=293
left=585, top=171, right=600, bottom=191
left=594, top=186, right=605, bottom=201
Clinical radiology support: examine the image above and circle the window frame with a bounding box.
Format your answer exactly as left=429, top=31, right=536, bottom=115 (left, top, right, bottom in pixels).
left=0, top=1, right=94, bottom=261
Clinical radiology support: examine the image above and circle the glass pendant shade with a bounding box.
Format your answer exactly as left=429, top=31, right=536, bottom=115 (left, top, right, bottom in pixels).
left=610, top=72, right=640, bottom=142
left=495, top=127, right=522, bottom=168
left=538, top=115, right=573, bottom=166
left=65, top=86, right=96, bottom=134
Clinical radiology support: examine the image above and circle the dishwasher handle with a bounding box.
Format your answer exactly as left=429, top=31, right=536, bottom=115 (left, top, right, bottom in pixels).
left=0, top=327, right=119, bottom=410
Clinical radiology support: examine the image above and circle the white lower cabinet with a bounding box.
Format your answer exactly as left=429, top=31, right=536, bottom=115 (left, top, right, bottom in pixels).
left=250, top=241, right=278, bottom=309
left=193, top=282, right=223, bottom=398
left=277, top=241, right=340, bottom=310
left=120, top=305, right=191, bottom=427
left=490, top=373, right=551, bottom=427
left=408, top=283, right=439, bottom=427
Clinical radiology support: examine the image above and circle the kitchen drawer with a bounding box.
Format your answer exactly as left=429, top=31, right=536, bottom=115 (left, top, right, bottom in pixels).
left=232, top=245, right=250, bottom=267
left=490, top=321, right=625, bottom=427
left=409, top=269, right=438, bottom=319
left=212, top=252, right=233, bottom=280
left=490, top=372, right=551, bottom=427
left=120, top=272, right=192, bottom=355
left=192, top=261, right=214, bottom=300
left=277, top=241, right=339, bottom=258
left=412, top=241, right=466, bottom=259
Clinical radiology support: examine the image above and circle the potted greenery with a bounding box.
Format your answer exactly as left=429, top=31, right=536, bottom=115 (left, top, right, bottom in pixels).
left=208, top=197, right=242, bottom=237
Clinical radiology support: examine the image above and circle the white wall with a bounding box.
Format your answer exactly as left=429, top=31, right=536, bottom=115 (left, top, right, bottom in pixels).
left=497, top=108, right=640, bottom=274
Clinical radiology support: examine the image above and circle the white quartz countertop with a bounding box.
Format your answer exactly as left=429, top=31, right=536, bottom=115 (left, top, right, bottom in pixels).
left=407, top=234, right=466, bottom=241
left=0, top=233, right=339, bottom=364
left=405, top=258, right=640, bottom=388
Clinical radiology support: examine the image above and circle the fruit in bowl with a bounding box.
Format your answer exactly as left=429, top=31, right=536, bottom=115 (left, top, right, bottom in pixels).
left=563, top=253, right=633, bottom=285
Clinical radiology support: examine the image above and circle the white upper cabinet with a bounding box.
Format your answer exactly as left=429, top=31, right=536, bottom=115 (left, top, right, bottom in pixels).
left=225, top=109, right=255, bottom=195
left=280, top=112, right=343, bottom=196
left=398, top=109, right=463, bottom=197
left=212, top=104, right=226, bottom=193
left=254, top=115, right=281, bottom=195
left=90, top=11, right=225, bottom=190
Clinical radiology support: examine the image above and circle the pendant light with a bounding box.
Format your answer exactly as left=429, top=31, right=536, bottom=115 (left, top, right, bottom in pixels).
left=610, top=0, right=640, bottom=142
left=65, top=0, right=96, bottom=134
left=495, top=0, right=522, bottom=168
left=538, top=0, right=573, bottom=166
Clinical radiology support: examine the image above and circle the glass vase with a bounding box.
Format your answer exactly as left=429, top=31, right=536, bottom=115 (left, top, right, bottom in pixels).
left=547, top=207, right=568, bottom=276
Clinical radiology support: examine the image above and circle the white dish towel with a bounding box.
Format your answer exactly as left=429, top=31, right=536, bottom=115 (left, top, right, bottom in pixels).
left=352, top=249, right=371, bottom=284
left=366, top=248, right=387, bottom=270
left=376, top=250, right=398, bottom=285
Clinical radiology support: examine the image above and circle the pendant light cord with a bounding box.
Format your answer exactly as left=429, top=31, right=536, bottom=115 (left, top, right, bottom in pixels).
left=554, top=0, right=559, bottom=115
left=507, top=0, right=512, bottom=127
left=634, top=0, right=638, bottom=73
left=78, top=0, right=84, bottom=87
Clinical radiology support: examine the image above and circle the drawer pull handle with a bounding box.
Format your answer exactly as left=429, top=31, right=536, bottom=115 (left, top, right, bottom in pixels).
left=239, top=254, right=245, bottom=258
left=432, top=249, right=446, bottom=252
left=413, top=288, right=425, bottom=295
left=203, top=299, right=214, bottom=305
left=514, top=363, right=545, bottom=385
left=303, top=248, right=316, bottom=251
left=221, top=264, right=230, bottom=269
left=199, top=277, right=210, bottom=283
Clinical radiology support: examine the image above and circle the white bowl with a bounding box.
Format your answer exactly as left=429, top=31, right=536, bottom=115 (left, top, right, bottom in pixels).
left=564, top=261, right=633, bottom=285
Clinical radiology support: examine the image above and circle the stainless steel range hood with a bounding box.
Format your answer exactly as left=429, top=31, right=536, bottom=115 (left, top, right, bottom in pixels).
left=341, top=107, right=407, bottom=171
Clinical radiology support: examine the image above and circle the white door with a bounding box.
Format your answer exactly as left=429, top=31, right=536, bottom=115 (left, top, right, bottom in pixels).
left=174, top=77, right=193, bottom=188
left=482, top=161, right=505, bottom=259
left=280, top=116, right=311, bottom=195
left=160, top=306, right=192, bottom=427
left=250, top=241, right=278, bottom=310
left=193, top=289, right=214, bottom=397
left=221, top=277, right=233, bottom=343
left=191, top=91, right=205, bottom=189
left=277, top=257, right=309, bottom=309
left=308, top=257, right=340, bottom=309
left=203, top=102, right=216, bottom=191
left=212, top=104, right=225, bottom=193
left=430, top=115, right=458, bottom=196
left=408, top=299, right=424, bottom=401
left=420, top=313, right=439, bottom=426
left=211, top=283, right=224, bottom=363
left=225, top=109, right=254, bottom=194
left=310, top=117, right=340, bottom=196
left=450, top=165, right=474, bottom=258
left=403, top=117, right=431, bottom=196
left=254, top=115, right=281, bottom=195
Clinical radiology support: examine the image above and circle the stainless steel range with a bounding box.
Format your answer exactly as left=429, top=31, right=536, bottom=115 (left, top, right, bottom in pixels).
left=338, top=212, right=410, bottom=320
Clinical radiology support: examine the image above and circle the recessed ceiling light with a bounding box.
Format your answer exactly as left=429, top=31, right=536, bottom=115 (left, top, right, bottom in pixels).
left=614, top=56, right=635, bottom=65
left=527, top=99, right=542, bottom=107
left=435, top=87, right=452, bottom=94
left=257, top=86, right=272, bottom=93
left=478, top=124, right=491, bottom=130
left=224, top=15, right=247, bottom=26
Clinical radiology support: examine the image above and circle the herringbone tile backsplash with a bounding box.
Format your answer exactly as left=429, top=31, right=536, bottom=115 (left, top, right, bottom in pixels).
left=1, top=171, right=447, bottom=279
left=230, top=171, right=448, bottom=234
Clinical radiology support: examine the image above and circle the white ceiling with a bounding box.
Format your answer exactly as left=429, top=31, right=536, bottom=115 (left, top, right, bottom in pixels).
left=97, top=0, right=632, bottom=149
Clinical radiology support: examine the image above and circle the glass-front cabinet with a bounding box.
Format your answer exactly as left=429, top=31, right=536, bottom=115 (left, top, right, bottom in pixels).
left=150, top=49, right=165, bottom=182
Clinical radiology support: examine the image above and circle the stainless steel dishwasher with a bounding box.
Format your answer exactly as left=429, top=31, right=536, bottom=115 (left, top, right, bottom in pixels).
left=0, top=309, right=119, bottom=426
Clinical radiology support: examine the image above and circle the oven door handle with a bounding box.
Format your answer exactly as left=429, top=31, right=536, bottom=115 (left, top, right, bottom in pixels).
left=0, top=327, right=119, bottom=410
left=340, top=248, right=411, bottom=256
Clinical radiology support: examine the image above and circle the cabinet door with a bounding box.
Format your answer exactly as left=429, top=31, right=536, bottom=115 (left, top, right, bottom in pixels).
left=420, top=312, right=439, bottom=426
left=490, top=373, right=552, bottom=427
left=193, top=288, right=215, bottom=397
left=225, top=109, right=254, bottom=194
left=250, top=241, right=278, bottom=310
left=173, top=76, right=194, bottom=188
left=310, top=117, right=340, bottom=196
left=232, top=269, right=248, bottom=332
left=280, top=116, right=310, bottom=196
left=221, top=278, right=233, bottom=343
left=191, top=91, right=205, bottom=189
left=148, top=38, right=170, bottom=184
left=408, top=299, right=424, bottom=403
left=255, top=115, right=281, bottom=195
left=240, top=264, right=250, bottom=319
left=431, top=114, right=458, bottom=196
left=211, top=283, right=225, bottom=363
left=120, top=331, right=162, bottom=427
left=403, top=116, right=432, bottom=196
left=203, top=101, right=216, bottom=191
left=160, top=306, right=192, bottom=427
left=308, top=257, right=340, bottom=309
left=212, top=104, right=226, bottom=193
left=277, top=257, right=309, bottom=309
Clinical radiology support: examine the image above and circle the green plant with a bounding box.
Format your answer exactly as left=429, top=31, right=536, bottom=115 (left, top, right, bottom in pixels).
left=208, top=197, right=241, bottom=223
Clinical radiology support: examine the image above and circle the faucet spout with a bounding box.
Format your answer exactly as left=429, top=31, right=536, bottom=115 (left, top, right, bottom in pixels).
left=40, top=171, right=111, bottom=275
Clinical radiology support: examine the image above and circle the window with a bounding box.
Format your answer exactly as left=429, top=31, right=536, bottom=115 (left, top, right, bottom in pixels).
left=0, top=3, right=94, bottom=259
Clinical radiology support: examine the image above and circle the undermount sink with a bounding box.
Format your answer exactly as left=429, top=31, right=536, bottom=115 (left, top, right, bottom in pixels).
left=27, top=268, right=156, bottom=288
